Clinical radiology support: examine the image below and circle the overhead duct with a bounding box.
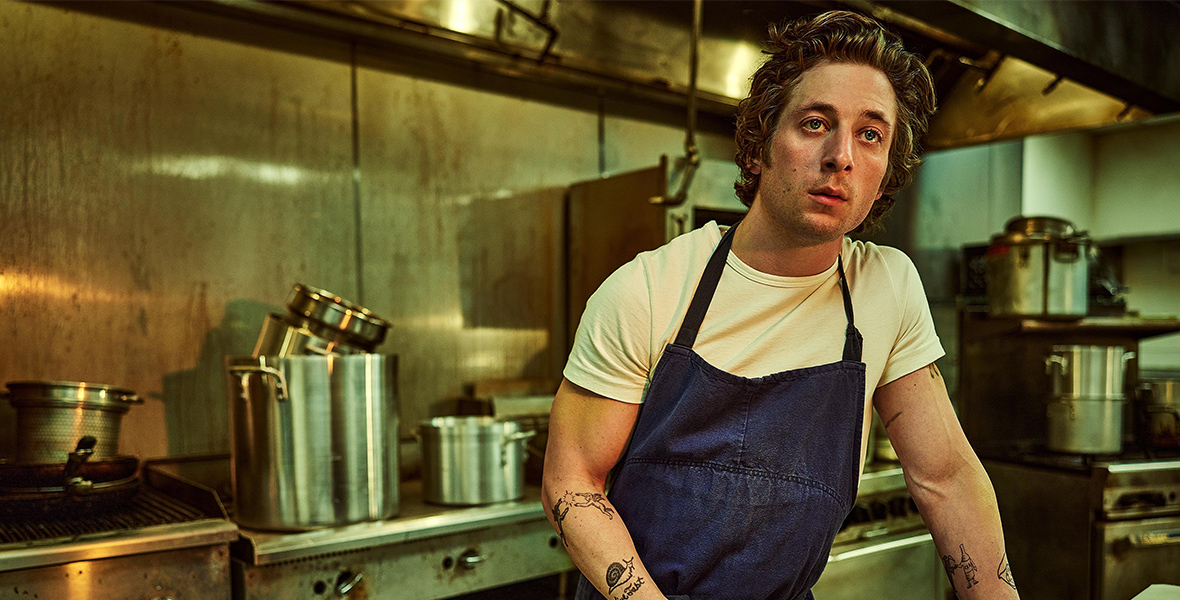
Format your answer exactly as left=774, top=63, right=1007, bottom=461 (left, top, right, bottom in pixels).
left=162, top=0, right=1178, bottom=149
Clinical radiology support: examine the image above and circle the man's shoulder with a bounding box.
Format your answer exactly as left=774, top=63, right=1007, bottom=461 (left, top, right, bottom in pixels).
left=844, top=238, right=917, bottom=273
left=632, top=221, right=721, bottom=280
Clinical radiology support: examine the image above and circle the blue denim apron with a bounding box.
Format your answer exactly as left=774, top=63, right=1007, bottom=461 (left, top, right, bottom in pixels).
left=575, top=223, right=865, bottom=600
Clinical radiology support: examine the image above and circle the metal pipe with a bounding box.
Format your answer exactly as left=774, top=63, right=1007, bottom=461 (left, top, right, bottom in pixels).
left=651, top=0, right=702, bottom=207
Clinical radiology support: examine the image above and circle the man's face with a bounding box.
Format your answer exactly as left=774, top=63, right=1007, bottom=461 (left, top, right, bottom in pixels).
left=750, top=61, right=897, bottom=245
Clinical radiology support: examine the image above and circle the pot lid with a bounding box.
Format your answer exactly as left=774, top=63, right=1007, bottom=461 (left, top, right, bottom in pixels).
left=1005, top=216, right=1075, bottom=238
left=991, top=216, right=1092, bottom=246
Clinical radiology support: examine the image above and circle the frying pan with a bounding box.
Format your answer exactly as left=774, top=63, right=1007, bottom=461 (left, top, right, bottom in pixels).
left=0, top=456, right=138, bottom=488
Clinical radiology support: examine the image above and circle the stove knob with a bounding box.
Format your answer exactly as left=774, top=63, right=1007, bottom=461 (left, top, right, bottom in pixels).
left=851, top=502, right=871, bottom=523
left=336, top=571, right=362, bottom=595
left=869, top=501, right=888, bottom=520
left=459, top=549, right=486, bottom=569
left=889, top=496, right=909, bottom=516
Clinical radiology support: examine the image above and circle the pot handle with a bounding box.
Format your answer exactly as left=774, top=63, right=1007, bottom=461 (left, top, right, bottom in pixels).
left=503, top=430, right=537, bottom=445
left=1045, top=354, right=1068, bottom=375
left=228, top=364, right=289, bottom=402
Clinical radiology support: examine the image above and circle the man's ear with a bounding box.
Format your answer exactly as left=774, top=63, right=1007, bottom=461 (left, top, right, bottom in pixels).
left=750, top=160, right=762, bottom=175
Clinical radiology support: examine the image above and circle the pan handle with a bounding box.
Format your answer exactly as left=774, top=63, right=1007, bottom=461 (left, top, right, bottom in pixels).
left=1128, top=529, right=1180, bottom=548
left=1045, top=354, right=1068, bottom=375
left=228, top=364, right=289, bottom=402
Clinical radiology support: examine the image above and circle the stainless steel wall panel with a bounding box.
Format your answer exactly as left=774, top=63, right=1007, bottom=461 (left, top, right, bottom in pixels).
left=601, top=109, right=743, bottom=241
left=354, top=59, right=598, bottom=443
left=0, top=2, right=356, bottom=458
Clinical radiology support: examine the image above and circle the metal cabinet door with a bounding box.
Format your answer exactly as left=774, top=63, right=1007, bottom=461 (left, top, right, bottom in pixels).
left=812, top=531, right=947, bottom=600
left=1096, top=515, right=1180, bottom=600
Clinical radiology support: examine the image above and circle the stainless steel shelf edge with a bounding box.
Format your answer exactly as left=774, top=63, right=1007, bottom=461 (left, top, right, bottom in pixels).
left=0, top=519, right=238, bottom=573
left=1106, top=460, right=1180, bottom=474
left=856, top=466, right=906, bottom=497
left=828, top=531, right=934, bottom=563
left=235, top=498, right=548, bottom=565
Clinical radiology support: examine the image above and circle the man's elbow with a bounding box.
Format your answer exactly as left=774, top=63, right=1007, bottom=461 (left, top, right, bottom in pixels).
left=906, top=452, right=994, bottom=507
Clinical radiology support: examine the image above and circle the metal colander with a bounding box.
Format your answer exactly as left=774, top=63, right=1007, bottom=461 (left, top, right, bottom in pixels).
left=5, top=381, right=142, bottom=463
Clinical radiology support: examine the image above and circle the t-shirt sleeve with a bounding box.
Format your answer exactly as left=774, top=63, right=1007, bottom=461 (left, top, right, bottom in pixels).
left=562, top=257, right=652, bottom=403
left=879, top=248, right=945, bottom=386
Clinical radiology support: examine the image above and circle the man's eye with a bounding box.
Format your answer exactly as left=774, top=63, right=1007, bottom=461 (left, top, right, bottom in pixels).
left=804, top=119, right=824, bottom=131
left=863, top=130, right=881, bottom=142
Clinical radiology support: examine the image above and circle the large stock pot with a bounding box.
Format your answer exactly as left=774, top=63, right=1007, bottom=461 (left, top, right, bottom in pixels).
left=986, top=216, right=1091, bottom=318
left=226, top=354, right=398, bottom=531
left=1044, top=345, right=1133, bottom=454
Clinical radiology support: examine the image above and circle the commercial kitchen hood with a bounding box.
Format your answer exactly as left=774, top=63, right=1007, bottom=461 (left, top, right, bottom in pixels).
left=180, top=0, right=1179, bottom=149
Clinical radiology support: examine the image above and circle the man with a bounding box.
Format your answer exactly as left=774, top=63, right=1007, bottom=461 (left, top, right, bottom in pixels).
left=543, top=10, right=1019, bottom=600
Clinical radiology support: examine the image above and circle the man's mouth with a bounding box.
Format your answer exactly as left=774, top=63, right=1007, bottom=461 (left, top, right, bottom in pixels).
left=808, top=187, right=846, bottom=206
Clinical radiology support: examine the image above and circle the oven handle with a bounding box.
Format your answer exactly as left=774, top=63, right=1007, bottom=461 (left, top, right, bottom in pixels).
left=1127, top=529, right=1180, bottom=548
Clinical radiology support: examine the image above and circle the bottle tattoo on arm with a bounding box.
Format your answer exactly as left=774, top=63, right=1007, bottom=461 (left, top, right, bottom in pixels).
left=942, top=544, right=979, bottom=591
left=551, top=490, right=616, bottom=547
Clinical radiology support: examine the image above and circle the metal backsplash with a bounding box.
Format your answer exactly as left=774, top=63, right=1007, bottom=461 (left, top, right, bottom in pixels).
left=0, top=1, right=740, bottom=462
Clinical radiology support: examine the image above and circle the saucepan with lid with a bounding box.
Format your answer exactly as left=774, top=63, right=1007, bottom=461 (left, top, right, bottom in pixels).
left=985, top=216, right=1091, bottom=319
left=416, top=416, right=536, bottom=506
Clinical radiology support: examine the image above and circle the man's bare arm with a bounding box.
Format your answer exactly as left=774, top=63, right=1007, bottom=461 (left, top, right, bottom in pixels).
left=874, top=363, right=1020, bottom=599
left=542, top=378, right=668, bottom=600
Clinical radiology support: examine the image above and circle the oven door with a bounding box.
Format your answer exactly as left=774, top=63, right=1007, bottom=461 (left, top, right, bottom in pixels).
left=812, top=529, right=946, bottom=600
left=1095, top=515, right=1180, bottom=600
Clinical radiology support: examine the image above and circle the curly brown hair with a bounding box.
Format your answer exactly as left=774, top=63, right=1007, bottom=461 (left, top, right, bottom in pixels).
left=734, top=11, right=937, bottom=233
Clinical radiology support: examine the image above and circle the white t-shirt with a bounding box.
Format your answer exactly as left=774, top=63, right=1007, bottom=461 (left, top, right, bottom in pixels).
left=564, top=222, right=945, bottom=467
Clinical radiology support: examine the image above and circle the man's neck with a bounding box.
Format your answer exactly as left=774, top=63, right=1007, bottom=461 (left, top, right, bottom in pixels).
left=730, top=210, right=845, bottom=278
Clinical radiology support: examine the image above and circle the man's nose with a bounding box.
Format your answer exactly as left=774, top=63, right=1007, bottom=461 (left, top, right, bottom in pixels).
left=822, top=129, right=854, bottom=172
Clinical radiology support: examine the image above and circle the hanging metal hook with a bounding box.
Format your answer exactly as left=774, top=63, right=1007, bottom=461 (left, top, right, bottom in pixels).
left=651, top=0, right=702, bottom=206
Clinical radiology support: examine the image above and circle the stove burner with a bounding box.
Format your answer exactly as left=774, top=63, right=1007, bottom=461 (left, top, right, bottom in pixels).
left=0, top=487, right=205, bottom=545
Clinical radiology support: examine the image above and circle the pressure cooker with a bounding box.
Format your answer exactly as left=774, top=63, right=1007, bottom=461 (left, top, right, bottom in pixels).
left=985, top=216, right=1091, bottom=318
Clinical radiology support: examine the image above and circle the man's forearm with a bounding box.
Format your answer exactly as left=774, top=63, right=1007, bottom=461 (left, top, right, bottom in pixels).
left=542, top=475, right=666, bottom=600
left=909, top=459, right=1020, bottom=599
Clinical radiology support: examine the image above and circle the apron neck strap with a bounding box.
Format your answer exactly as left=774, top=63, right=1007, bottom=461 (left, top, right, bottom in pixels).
left=673, top=223, right=736, bottom=348
left=673, top=223, right=863, bottom=363
left=837, top=255, right=862, bottom=362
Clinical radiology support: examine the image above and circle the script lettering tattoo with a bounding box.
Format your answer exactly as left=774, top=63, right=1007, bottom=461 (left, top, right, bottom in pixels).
left=606, top=557, right=635, bottom=594
left=998, top=553, right=1016, bottom=590
left=942, top=544, right=980, bottom=591
left=883, top=411, right=903, bottom=429
left=614, top=576, right=645, bottom=600
left=551, top=491, right=615, bottom=548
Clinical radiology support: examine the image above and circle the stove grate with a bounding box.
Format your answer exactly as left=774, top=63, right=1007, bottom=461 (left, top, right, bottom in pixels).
left=0, top=487, right=206, bottom=544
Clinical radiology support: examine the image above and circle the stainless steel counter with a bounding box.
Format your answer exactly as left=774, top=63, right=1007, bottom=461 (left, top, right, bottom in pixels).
left=232, top=480, right=570, bottom=600
left=233, top=479, right=552, bottom=565
left=0, top=518, right=238, bottom=573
